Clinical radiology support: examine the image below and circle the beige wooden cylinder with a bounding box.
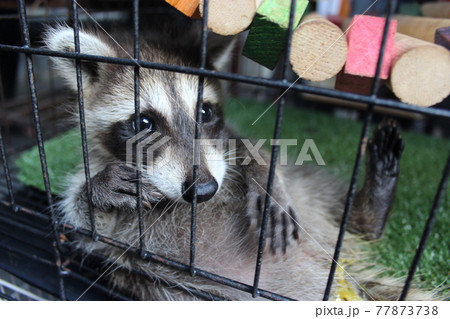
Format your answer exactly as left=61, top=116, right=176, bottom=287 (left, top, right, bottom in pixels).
left=289, top=13, right=348, bottom=81
left=421, top=2, right=450, bottom=19
left=199, top=0, right=257, bottom=36
left=390, top=33, right=450, bottom=107
left=394, top=15, right=450, bottom=43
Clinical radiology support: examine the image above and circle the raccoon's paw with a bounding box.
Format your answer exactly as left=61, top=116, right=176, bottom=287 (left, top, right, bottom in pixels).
left=368, top=119, right=405, bottom=178
left=88, top=163, right=163, bottom=212
left=247, top=190, right=300, bottom=256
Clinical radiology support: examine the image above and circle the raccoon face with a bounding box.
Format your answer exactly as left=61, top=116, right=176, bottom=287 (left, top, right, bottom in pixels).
left=97, top=74, right=228, bottom=203
left=45, top=26, right=232, bottom=203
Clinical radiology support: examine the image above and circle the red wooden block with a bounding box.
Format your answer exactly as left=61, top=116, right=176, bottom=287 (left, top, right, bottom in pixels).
left=344, top=15, right=397, bottom=79
left=335, top=70, right=384, bottom=96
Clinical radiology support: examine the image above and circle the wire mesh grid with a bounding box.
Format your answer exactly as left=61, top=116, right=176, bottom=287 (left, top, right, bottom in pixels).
left=0, top=0, right=449, bottom=301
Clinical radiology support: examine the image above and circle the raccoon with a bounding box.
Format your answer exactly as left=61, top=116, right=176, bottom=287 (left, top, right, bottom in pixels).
left=44, top=21, right=433, bottom=301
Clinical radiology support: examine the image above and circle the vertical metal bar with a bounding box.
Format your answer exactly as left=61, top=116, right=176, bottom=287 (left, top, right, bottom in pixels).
left=0, top=124, right=15, bottom=207
left=0, top=73, right=11, bottom=145
left=44, top=0, right=57, bottom=135
left=399, top=151, right=450, bottom=300
left=252, top=0, right=297, bottom=298
left=323, top=0, right=397, bottom=301
left=17, top=0, right=66, bottom=300
left=280, top=0, right=296, bottom=80
left=368, top=4, right=397, bottom=99
left=71, top=0, right=97, bottom=240
left=190, top=0, right=209, bottom=277
left=132, top=0, right=145, bottom=255
left=0, top=74, right=15, bottom=207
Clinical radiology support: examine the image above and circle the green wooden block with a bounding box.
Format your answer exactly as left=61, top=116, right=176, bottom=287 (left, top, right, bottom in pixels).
left=243, top=0, right=309, bottom=69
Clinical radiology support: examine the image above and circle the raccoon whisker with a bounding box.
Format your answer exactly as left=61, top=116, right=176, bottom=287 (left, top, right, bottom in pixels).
left=225, top=166, right=243, bottom=178
left=225, top=172, right=242, bottom=183
left=223, top=149, right=238, bottom=157
left=103, top=264, right=123, bottom=279
left=224, top=153, right=243, bottom=158
left=223, top=168, right=240, bottom=178
left=171, top=200, right=183, bottom=216
left=221, top=178, right=245, bottom=196
left=223, top=151, right=240, bottom=159
left=149, top=192, right=170, bottom=214
left=223, top=156, right=247, bottom=162
left=159, top=194, right=183, bottom=216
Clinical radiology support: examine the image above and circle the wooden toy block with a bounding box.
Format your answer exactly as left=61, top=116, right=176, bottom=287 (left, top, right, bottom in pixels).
left=327, top=15, right=342, bottom=28
left=290, top=13, right=347, bottom=81
left=339, top=0, right=351, bottom=21
left=242, top=0, right=309, bottom=70
left=344, top=15, right=397, bottom=80
left=435, top=26, right=450, bottom=50
left=199, top=0, right=258, bottom=36
left=421, top=2, right=450, bottom=19
left=165, top=0, right=200, bottom=18
left=395, top=15, right=450, bottom=43
left=390, top=33, right=450, bottom=107
left=335, top=70, right=384, bottom=96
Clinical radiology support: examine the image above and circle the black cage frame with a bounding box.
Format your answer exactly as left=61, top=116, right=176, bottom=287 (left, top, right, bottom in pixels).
left=0, top=0, right=449, bottom=301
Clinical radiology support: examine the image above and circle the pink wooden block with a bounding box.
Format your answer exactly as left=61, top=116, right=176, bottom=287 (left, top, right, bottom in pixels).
left=344, top=15, right=397, bottom=79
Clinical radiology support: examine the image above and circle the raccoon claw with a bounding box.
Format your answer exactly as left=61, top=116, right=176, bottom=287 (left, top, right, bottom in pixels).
left=150, top=191, right=164, bottom=200
left=141, top=192, right=164, bottom=209
left=267, top=204, right=300, bottom=256
left=368, top=120, right=405, bottom=178
left=246, top=192, right=300, bottom=256
left=87, top=163, right=162, bottom=212
left=142, top=201, right=152, bottom=209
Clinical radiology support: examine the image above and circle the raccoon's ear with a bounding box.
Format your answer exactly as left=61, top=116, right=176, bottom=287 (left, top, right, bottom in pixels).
left=207, top=33, right=236, bottom=71
left=43, top=26, right=116, bottom=91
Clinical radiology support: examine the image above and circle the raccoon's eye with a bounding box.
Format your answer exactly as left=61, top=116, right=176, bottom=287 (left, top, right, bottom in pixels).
left=132, top=116, right=154, bottom=132
left=201, top=103, right=213, bottom=123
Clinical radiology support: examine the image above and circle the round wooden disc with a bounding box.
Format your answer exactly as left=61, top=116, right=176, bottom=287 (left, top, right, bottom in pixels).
left=390, top=45, right=450, bottom=107
left=199, top=0, right=256, bottom=36
left=290, top=18, right=348, bottom=82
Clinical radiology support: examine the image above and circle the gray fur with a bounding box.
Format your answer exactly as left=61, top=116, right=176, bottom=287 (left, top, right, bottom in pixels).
left=46, top=25, right=434, bottom=301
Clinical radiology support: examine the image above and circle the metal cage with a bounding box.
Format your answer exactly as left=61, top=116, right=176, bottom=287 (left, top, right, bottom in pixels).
left=0, top=0, right=449, bottom=301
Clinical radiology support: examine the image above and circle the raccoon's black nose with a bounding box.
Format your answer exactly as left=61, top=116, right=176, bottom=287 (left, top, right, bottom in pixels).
left=182, top=178, right=218, bottom=203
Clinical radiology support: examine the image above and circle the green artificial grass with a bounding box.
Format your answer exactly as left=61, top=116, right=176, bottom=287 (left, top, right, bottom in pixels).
left=226, top=98, right=449, bottom=294
left=15, top=97, right=449, bottom=294
left=15, top=129, right=82, bottom=195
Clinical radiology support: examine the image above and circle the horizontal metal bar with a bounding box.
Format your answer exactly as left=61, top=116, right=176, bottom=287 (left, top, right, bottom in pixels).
left=3, top=201, right=272, bottom=300
left=0, top=241, right=128, bottom=301
left=0, top=241, right=55, bottom=269
left=0, top=200, right=52, bottom=222
left=0, top=213, right=52, bottom=240
left=60, top=241, right=225, bottom=301
left=1, top=44, right=449, bottom=119
left=60, top=223, right=294, bottom=301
